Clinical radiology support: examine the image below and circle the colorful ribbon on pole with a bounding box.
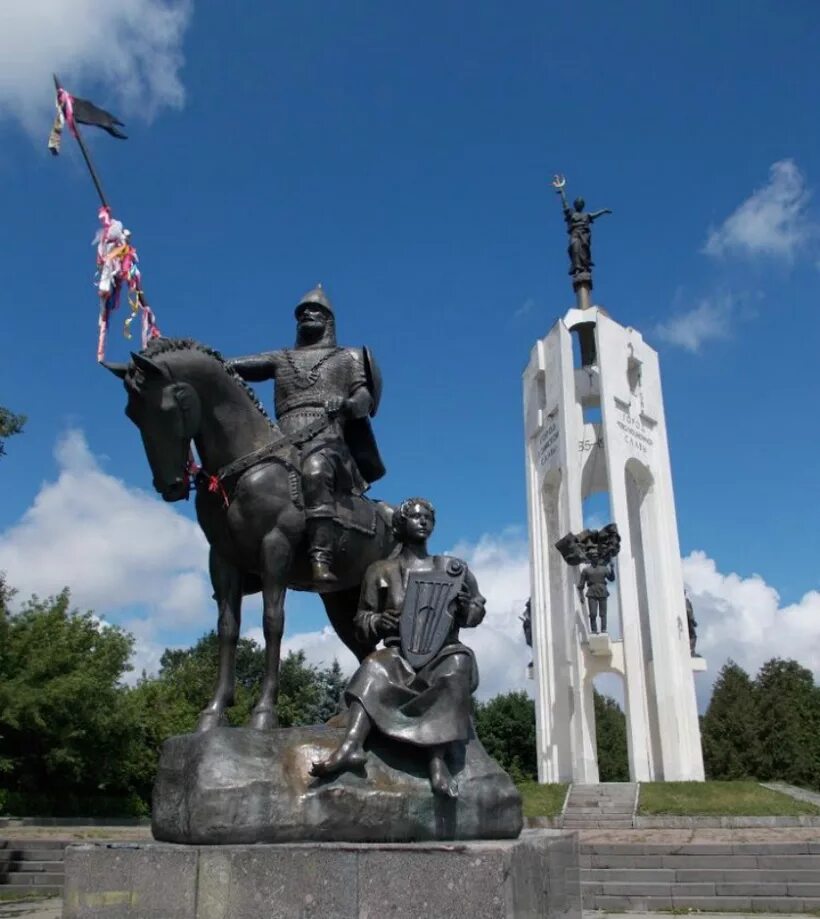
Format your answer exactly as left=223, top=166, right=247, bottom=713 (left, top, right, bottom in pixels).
left=49, top=77, right=154, bottom=361
left=94, top=206, right=160, bottom=362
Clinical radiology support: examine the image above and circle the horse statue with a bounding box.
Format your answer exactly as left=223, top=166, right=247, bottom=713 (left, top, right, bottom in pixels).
left=104, top=338, right=397, bottom=731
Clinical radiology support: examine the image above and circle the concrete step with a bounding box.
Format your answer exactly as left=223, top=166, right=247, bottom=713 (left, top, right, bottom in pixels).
left=0, top=883, right=63, bottom=897
left=564, top=808, right=634, bottom=814
left=582, top=866, right=820, bottom=884
left=0, top=860, right=63, bottom=873
left=581, top=841, right=820, bottom=912
left=581, top=841, right=820, bottom=855
left=566, top=819, right=634, bottom=825
left=0, top=848, right=66, bottom=862
left=0, top=871, right=64, bottom=886
left=564, top=811, right=632, bottom=826
left=0, top=840, right=70, bottom=849
left=563, top=782, right=637, bottom=829
left=593, top=893, right=820, bottom=912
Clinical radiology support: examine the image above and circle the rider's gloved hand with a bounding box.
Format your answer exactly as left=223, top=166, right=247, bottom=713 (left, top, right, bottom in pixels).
left=324, top=396, right=349, bottom=418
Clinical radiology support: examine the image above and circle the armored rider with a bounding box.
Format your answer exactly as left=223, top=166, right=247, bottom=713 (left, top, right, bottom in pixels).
left=228, top=285, right=384, bottom=583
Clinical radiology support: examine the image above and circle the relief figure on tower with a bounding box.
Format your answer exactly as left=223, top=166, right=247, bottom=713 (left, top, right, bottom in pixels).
left=228, top=286, right=385, bottom=583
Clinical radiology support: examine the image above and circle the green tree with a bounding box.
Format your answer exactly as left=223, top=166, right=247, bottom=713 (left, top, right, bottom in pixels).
left=594, top=689, right=629, bottom=781
left=122, top=635, right=338, bottom=806
left=0, top=588, right=139, bottom=813
left=155, top=630, right=265, bottom=726
left=311, top=659, right=348, bottom=724
left=754, top=658, right=820, bottom=789
left=702, top=660, right=759, bottom=779
left=0, top=406, right=25, bottom=457
left=474, top=691, right=537, bottom=781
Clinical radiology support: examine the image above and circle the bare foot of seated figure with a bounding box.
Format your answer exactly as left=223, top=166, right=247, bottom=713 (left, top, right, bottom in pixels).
left=310, top=740, right=367, bottom=777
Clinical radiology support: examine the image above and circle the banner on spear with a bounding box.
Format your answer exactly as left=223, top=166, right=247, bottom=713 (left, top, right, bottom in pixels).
left=49, top=77, right=160, bottom=361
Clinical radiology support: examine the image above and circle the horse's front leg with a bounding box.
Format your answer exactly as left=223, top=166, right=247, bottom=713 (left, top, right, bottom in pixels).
left=249, top=529, right=292, bottom=730
left=197, top=549, right=242, bottom=732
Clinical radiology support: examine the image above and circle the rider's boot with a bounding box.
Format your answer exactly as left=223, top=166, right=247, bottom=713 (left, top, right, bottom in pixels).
left=308, top=517, right=337, bottom=583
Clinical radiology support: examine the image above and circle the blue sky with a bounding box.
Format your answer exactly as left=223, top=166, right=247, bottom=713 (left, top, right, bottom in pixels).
left=0, top=2, right=818, bottom=700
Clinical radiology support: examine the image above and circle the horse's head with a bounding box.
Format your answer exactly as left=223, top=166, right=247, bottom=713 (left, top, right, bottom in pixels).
left=105, top=350, right=201, bottom=502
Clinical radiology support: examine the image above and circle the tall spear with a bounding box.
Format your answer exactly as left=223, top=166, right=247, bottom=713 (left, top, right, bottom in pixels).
left=50, top=75, right=159, bottom=360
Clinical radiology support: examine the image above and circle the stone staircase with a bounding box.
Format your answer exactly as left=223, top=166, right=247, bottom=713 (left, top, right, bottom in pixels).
left=0, top=839, right=68, bottom=897
left=582, top=841, right=820, bottom=912
left=562, top=782, right=637, bottom=828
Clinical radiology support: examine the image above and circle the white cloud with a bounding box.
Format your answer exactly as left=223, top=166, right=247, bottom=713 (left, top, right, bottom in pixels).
left=683, top=550, right=820, bottom=710
left=448, top=529, right=533, bottom=700
left=703, top=159, right=813, bottom=261
left=0, top=429, right=211, bottom=680
left=655, top=293, right=734, bottom=352
left=0, top=0, right=192, bottom=135
left=514, top=297, right=536, bottom=319
left=280, top=625, right=358, bottom=675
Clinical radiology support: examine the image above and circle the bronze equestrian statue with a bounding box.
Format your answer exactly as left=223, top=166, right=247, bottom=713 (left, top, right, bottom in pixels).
left=104, top=287, right=395, bottom=731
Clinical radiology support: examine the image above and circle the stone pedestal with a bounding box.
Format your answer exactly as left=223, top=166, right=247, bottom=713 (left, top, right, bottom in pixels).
left=153, top=726, right=522, bottom=844
left=63, top=830, right=580, bottom=919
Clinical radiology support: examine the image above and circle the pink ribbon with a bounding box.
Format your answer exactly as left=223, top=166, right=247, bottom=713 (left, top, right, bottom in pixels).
left=57, top=88, right=76, bottom=137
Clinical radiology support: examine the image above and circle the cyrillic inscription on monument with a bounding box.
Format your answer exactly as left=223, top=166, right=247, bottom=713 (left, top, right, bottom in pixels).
left=537, top=420, right=560, bottom=467
left=615, top=404, right=654, bottom=456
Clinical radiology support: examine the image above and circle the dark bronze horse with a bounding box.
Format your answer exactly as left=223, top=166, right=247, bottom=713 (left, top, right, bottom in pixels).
left=105, top=339, right=396, bottom=730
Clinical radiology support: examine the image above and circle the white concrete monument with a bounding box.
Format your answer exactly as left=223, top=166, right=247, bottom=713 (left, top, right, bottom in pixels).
left=522, top=306, right=705, bottom=783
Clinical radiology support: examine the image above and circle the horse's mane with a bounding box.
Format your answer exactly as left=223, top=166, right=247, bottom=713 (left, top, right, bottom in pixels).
left=139, top=337, right=275, bottom=426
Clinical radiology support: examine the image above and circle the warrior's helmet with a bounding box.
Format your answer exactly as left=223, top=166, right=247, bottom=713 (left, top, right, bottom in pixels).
left=294, top=284, right=336, bottom=347
left=294, top=284, right=334, bottom=320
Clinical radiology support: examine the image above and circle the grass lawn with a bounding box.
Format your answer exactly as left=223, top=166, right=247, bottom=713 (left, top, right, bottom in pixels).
left=516, top=782, right=568, bottom=818
left=639, top=781, right=820, bottom=816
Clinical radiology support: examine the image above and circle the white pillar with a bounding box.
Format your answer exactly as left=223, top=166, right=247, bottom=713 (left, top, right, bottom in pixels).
left=523, top=307, right=704, bottom=783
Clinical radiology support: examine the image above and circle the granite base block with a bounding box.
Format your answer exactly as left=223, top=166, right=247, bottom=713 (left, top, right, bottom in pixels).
left=63, top=830, right=580, bottom=919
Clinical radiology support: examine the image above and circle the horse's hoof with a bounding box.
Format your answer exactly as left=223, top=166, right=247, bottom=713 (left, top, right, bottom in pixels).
left=250, top=708, right=278, bottom=731
left=197, top=710, right=226, bottom=732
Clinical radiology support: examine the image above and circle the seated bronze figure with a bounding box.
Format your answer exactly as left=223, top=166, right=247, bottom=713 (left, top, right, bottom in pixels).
left=311, top=497, right=486, bottom=798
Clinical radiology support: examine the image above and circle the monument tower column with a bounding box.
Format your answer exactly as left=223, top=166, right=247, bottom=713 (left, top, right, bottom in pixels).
left=523, top=178, right=704, bottom=784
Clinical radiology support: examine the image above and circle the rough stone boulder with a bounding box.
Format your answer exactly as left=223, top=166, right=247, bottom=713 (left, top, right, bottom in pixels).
left=152, top=725, right=523, bottom=844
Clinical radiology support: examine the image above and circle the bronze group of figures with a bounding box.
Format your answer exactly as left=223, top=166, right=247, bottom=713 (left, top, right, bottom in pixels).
left=556, top=524, right=621, bottom=635
left=105, top=286, right=489, bottom=802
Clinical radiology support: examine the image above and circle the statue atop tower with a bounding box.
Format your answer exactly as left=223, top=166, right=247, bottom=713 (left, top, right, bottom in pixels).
left=552, top=174, right=612, bottom=310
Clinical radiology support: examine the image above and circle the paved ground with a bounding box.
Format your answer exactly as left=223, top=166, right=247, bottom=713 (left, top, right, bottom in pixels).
left=0, top=900, right=809, bottom=919
left=0, top=899, right=60, bottom=919
left=0, top=825, right=151, bottom=841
